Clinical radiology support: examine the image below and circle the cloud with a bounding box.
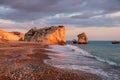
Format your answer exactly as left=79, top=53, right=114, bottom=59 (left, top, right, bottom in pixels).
left=0, top=19, right=15, bottom=24
left=0, top=0, right=120, bottom=28
left=42, top=12, right=120, bottom=27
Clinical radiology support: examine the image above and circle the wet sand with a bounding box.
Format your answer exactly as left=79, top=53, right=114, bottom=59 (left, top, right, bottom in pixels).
left=0, top=42, right=102, bottom=80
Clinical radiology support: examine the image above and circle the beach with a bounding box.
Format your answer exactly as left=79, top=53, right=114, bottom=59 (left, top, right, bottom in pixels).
left=0, top=42, right=101, bottom=80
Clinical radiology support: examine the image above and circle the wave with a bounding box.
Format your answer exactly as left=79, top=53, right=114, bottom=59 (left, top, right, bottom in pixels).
left=45, top=44, right=120, bottom=80
left=46, top=44, right=120, bottom=67
left=67, top=45, right=119, bottom=66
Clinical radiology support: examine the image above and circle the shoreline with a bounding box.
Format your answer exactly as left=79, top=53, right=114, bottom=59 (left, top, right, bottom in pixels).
left=0, top=42, right=102, bottom=80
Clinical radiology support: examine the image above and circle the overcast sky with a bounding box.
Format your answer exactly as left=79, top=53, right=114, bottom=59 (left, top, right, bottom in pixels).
left=0, top=0, right=120, bottom=40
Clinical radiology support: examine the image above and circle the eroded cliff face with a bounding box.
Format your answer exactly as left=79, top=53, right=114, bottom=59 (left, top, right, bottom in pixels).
left=10, top=32, right=24, bottom=41
left=0, top=30, right=24, bottom=42
left=77, top=32, right=88, bottom=44
left=46, top=26, right=66, bottom=45
left=24, top=26, right=66, bottom=45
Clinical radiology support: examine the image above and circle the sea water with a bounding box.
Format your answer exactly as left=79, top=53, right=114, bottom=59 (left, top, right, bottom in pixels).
left=45, top=41, right=120, bottom=80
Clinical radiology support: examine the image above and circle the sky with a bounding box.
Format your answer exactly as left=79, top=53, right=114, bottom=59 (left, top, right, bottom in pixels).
left=0, top=0, right=120, bottom=40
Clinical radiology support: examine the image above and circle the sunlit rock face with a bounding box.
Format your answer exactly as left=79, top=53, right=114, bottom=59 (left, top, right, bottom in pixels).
left=10, top=32, right=24, bottom=41
left=24, top=26, right=66, bottom=45
left=0, top=30, right=23, bottom=42
left=77, top=32, right=88, bottom=44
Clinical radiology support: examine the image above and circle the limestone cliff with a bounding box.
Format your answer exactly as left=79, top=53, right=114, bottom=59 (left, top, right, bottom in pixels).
left=24, top=26, right=66, bottom=45
left=10, top=32, right=24, bottom=41
left=0, top=30, right=24, bottom=42
left=77, top=32, right=88, bottom=44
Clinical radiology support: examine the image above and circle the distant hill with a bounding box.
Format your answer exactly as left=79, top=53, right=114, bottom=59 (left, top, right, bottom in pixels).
left=0, top=29, right=24, bottom=42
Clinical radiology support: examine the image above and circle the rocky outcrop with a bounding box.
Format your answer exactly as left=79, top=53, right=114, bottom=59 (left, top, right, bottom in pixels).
left=72, top=39, right=77, bottom=44
left=77, top=32, right=88, bottom=44
left=112, top=41, right=120, bottom=44
left=10, top=32, right=24, bottom=41
left=0, top=30, right=24, bottom=42
left=24, top=26, right=66, bottom=45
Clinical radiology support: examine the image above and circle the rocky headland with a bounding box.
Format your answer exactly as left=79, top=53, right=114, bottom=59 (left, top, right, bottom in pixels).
left=24, top=26, right=66, bottom=45
left=0, top=30, right=24, bottom=42
left=10, top=32, right=24, bottom=41
left=0, top=27, right=101, bottom=80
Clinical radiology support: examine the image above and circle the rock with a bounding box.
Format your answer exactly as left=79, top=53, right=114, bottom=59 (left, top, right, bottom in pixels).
left=112, top=41, right=120, bottom=44
left=0, top=30, right=22, bottom=42
left=24, top=26, right=66, bottom=45
left=77, top=32, right=88, bottom=44
left=72, top=39, right=77, bottom=44
left=10, top=32, right=24, bottom=41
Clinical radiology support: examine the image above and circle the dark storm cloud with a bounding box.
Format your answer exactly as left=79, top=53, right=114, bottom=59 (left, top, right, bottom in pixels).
left=5, top=0, right=60, bottom=12
left=0, top=0, right=62, bottom=22
left=0, top=0, right=120, bottom=27
left=0, top=0, right=83, bottom=12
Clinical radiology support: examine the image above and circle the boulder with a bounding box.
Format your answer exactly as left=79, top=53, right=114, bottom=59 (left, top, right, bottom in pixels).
left=72, top=39, right=77, bottom=44
left=24, top=26, right=66, bottom=45
left=77, top=32, right=88, bottom=44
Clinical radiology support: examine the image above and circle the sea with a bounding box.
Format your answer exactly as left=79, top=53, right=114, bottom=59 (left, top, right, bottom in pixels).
left=45, top=41, right=120, bottom=80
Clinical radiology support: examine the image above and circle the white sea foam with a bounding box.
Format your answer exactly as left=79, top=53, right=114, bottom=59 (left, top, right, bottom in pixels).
left=47, top=44, right=118, bottom=66
left=68, top=45, right=118, bottom=66
left=45, top=44, right=120, bottom=80
left=53, top=64, right=109, bottom=77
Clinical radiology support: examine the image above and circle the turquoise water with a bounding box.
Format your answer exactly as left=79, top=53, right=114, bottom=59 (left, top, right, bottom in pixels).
left=67, top=41, right=120, bottom=65
left=45, top=41, right=120, bottom=80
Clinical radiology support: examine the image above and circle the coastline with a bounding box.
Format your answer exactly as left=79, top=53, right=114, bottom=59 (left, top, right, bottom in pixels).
left=0, top=42, right=101, bottom=80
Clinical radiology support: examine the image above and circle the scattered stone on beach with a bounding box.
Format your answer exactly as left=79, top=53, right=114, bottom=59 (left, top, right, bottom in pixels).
left=0, top=42, right=101, bottom=80
left=77, top=32, right=88, bottom=44
left=24, top=26, right=66, bottom=45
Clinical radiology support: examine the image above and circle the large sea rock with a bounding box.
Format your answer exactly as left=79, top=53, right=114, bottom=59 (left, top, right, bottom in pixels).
left=0, top=30, right=24, bottom=42
left=77, top=32, right=88, bottom=44
left=24, top=26, right=66, bottom=45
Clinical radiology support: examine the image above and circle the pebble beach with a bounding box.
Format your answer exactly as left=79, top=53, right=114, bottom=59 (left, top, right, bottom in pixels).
left=0, top=42, right=101, bottom=80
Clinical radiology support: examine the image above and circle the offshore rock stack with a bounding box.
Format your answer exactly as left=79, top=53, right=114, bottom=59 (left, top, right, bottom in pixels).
left=24, top=26, right=66, bottom=45
left=77, top=32, right=88, bottom=44
left=72, top=32, right=88, bottom=44
left=112, top=41, right=120, bottom=44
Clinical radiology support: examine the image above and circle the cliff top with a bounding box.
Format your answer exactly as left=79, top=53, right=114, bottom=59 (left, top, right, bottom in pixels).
left=26, top=26, right=65, bottom=37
